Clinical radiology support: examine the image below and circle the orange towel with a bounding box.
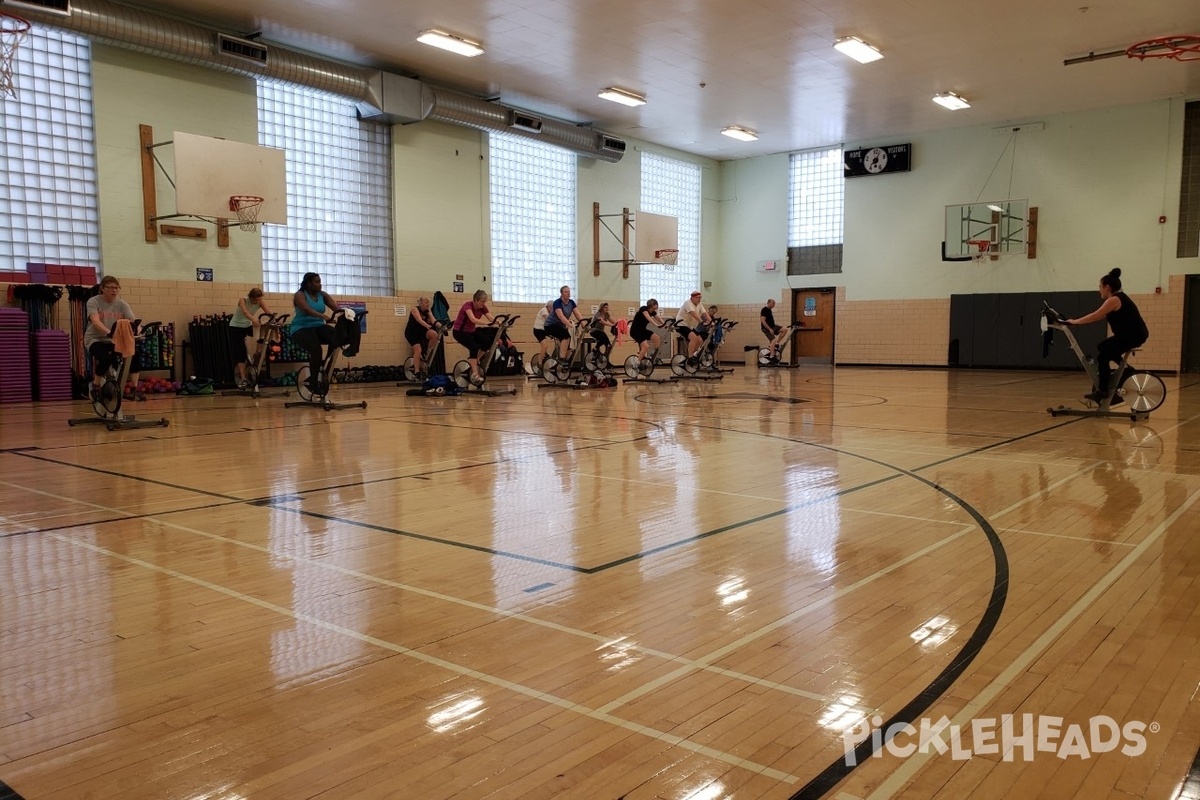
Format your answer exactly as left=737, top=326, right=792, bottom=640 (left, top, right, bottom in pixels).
left=111, top=318, right=136, bottom=358
left=615, top=317, right=628, bottom=346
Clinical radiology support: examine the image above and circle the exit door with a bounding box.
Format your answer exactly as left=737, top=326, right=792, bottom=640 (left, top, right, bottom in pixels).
left=791, top=288, right=835, bottom=364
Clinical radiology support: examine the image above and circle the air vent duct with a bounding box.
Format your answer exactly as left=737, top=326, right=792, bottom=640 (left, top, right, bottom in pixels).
left=2, top=0, right=70, bottom=14
left=216, top=33, right=267, bottom=65
left=11, top=0, right=625, bottom=161
left=508, top=110, right=543, bottom=134
left=597, top=135, right=627, bottom=156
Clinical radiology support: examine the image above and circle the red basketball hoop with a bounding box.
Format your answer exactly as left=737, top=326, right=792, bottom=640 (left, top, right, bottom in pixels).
left=1126, top=35, right=1200, bottom=62
left=0, top=13, right=31, bottom=100
left=229, top=195, right=264, bottom=232
left=654, top=248, right=679, bottom=266
left=966, top=239, right=995, bottom=263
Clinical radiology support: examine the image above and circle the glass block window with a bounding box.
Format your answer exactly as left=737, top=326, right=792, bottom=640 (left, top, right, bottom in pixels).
left=639, top=152, right=701, bottom=305
left=0, top=28, right=100, bottom=273
left=258, top=82, right=393, bottom=295
left=489, top=133, right=576, bottom=303
left=788, top=147, right=844, bottom=274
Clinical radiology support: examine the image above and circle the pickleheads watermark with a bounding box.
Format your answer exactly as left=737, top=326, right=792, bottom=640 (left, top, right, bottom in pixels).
left=843, top=714, right=1158, bottom=766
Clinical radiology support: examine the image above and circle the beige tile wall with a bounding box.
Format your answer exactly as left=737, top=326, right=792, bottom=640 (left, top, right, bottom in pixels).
left=2, top=278, right=1188, bottom=375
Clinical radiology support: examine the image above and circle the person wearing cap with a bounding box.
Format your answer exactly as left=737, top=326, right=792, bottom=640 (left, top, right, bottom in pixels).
left=675, top=290, right=710, bottom=359
left=230, top=287, right=273, bottom=388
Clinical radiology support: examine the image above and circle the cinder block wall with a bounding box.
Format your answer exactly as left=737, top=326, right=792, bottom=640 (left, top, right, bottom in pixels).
left=2, top=277, right=1185, bottom=378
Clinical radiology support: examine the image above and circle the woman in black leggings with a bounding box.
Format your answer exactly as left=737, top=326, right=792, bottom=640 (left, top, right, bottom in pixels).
left=1067, top=268, right=1148, bottom=401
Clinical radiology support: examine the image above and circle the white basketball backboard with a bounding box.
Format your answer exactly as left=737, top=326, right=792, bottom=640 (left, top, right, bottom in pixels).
left=173, top=132, right=288, bottom=224
left=634, top=212, right=678, bottom=263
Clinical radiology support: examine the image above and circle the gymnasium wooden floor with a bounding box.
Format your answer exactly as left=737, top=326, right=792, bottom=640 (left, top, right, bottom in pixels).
left=1, top=365, right=1198, bottom=800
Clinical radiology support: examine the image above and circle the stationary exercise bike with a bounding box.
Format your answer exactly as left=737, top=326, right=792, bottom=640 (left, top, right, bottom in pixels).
left=224, top=312, right=290, bottom=398
left=670, top=324, right=725, bottom=380
left=451, top=313, right=520, bottom=395
left=402, top=320, right=450, bottom=383
left=758, top=322, right=804, bottom=367
left=1041, top=304, right=1166, bottom=420
left=622, top=319, right=679, bottom=382
left=284, top=309, right=368, bottom=411
left=540, top=319, right=591, bottom=385
left=68, top=319, right=170, bottom=431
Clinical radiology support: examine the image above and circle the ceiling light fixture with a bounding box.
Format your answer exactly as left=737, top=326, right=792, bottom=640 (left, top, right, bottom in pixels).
left=720, top=125, right=758, bottom=142
left=417, top=29, right=484, bottom=57
left=833, top=36, right=884, bottom=64
left=932, top=92, right=971, bottom=110
left=598, top=87, right=646, bottom=107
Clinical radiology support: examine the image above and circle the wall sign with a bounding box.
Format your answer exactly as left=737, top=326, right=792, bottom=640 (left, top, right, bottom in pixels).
left=196, top=268, right=213, bottom=281
left=844, top=143, right=912, bottom=178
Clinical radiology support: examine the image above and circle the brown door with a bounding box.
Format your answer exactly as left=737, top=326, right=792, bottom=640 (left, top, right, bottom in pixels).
left=791, top=288, right=835, bottom=363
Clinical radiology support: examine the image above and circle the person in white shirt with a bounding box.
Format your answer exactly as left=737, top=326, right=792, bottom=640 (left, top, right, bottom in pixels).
left=675, top=290, right=710, bottom=359
left=531, top=300, right=554, bottom=361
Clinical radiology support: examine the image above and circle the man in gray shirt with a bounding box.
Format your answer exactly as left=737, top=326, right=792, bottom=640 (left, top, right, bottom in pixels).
left=85, top=276, right=144, bottom=400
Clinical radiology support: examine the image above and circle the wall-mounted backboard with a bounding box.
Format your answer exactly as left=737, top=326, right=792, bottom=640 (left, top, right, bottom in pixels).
left=634, top=212, right=678, bottom=263
left=944, top=199, right=1028, bottom=257
left=173, top=132, right=288, bottom=224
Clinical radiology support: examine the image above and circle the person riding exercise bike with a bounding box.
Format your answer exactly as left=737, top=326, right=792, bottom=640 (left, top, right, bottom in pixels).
left=229, top=287, right=273, bottom=389
left=405, top=296, right=443, bottom=378
left=289, top=272, right=343, bottom=395
left=1065, top=268, right=1148, bottom=404
left=86, top=276, right=146, bottom=401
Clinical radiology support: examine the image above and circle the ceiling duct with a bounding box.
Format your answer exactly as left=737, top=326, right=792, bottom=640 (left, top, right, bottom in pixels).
left=3, top=0, right=625, bottom=161
left=508, top=110, right=543, bottom=134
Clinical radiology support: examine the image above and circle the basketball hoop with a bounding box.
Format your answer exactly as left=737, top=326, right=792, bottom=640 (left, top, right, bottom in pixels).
left=229, top=195, right=264, bottom=232
left=654, top=248, right=679, bottom=266
left=0, top=13, right=31, bottom=100
left=966, top=239, right=994, bottom=263
left=1126, top=35, right=1200, bottom=62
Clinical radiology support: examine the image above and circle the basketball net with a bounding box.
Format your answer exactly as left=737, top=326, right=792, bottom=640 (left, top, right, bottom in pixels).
left=229, top=195, right=265, bottom=232
left=0, top=14, right=31, bottom=100
left=967, top=240, right=994, bottom=263
left=655, top=248, right=679, bottom=271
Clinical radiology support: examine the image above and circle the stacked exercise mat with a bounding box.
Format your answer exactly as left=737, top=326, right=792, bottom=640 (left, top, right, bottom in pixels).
left=32, top=329, right=72, bottom=401
left=0, top=308, right=32, bottom=403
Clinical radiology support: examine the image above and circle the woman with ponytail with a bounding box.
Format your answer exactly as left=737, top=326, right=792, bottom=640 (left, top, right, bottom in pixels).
left=1067, top=268, right=1149, bottom=401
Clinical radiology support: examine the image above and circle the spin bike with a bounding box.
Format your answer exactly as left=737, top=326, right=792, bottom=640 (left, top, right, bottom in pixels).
left=622, top=319, right=679, bottom=383
left=68, top=320, right=170, bottom=432
left=401, top=320, right=450, bottom=383
left=670, top=324, right=725, bottom=380
left=759, top=322, right=804, bottom=367
left=541, top=319, right=593, bottom=385
left=284, top=309, right=368, bottom=411
left=693, top=318, right=738, bottom=374
left=224, top=312, right=290, bottom=398
left=1041, top=304, right=1166, bottom=420
left=451, top=314, right=520, bottom=395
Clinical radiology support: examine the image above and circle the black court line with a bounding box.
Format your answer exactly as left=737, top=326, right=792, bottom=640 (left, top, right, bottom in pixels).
left=0, top=778, right=26, bottom=799
left=1178, top=743, right=1200, bottom=800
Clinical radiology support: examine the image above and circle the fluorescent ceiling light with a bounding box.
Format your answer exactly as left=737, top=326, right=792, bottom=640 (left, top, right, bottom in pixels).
left=721, top=125, right=758, bottom=142
left=933, top=92, right=971, bottom=110
left=417, top=29, right=484, bottom=57
left=986, top=204, right=1004, bottom=212
left=598, top=87, right=646, bottom=107
left=833, top=36, right=883, bottom=64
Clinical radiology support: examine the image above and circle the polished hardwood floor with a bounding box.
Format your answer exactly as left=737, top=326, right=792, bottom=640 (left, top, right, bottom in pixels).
left=1, top=365, right=1197, bottom=800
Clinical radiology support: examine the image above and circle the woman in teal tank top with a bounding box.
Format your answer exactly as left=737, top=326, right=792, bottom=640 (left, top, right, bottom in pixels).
left=290, top=273, right=342, bottom=392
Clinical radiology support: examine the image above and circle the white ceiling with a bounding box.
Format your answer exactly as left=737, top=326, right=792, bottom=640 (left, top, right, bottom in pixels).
left=128, top=0, right=1199, bottom=159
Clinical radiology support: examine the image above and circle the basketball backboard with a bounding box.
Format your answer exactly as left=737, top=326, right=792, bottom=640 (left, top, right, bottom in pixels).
left=944, top=199, right=1027, bottom=258
left=634, top=212, right=678, bottom=263
left=173, top=132, right=288, bottom=224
